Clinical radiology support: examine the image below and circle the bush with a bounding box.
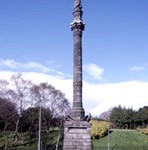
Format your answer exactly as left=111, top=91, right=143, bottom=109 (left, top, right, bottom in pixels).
left=137, top=127, right=148, bottom=135
left=90, top=120, right=111, bottom=139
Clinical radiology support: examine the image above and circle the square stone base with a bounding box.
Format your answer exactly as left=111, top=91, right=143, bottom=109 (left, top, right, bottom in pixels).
left=63, top=121, right=92, bottom=150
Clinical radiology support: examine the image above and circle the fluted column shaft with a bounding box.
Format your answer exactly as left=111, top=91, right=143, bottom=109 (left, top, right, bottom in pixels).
left=71, top=0, right=85, bottom=119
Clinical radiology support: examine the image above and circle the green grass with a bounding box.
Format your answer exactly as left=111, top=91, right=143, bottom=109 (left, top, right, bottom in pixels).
left=1, top=129, right=148, bottom=150
left=0, top=131, right=38, bottom=149
left=92, top=129, right=148, bottom=150
left=0, top=129, right=60, bottom=150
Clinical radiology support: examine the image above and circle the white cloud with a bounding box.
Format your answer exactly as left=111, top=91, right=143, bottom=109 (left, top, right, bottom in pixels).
left=0, top=71, right=147, bottom=117
left=0, top=71, right=73, bottom=104
left=0, top=59, right=18, bottom=69
left=23, top=61, right=53, bottom=73
left=83, top=63, right=104, bottom=81
left=130, top=66, right=145, bottom=71
left=0, top=59, right=63, bottom=75
left=83, top=81, right=148, bottom=116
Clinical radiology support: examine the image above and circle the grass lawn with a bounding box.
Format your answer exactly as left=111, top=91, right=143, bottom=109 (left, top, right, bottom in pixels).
left=0, top=128, right=60, bottom=150
left=1, top=129, right=148, bottom=150
left=92, top=129, right=148, bottom=150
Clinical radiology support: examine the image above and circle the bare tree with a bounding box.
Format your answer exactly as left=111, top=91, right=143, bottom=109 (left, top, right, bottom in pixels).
left=31, top=82, right=71, bottom=149
left=53, top=90, right=71, bottom=117
left=10, top=73, right=33, bottom=114
left=31, top=82, right=70, bottom=121
left=9, top=73, right=33, bottom=146
left=0, top=79, right=10, bottom=100
left=0, top=75, right=71, bottom=149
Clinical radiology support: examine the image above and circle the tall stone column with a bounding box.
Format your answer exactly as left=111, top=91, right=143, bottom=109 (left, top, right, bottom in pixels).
left=71, top=0, right=85, bottom=120
left=63, top=0, right=92, bottom=149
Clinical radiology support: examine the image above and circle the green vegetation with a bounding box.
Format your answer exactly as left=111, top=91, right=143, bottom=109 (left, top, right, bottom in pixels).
left=137, top=127, right=148, bottom=135
left=92, top=129, right=148, bottom=150
left=0, top=74, right=148, bottom=149
left=110, top=105, right=148, bottom=129
left=0, top=74, right=70, bottom=149
left=90, top=120, right=111, bottom=139
left=0, top=128, right=148, bottom=149
left=0, top=129, right=60, bottom=149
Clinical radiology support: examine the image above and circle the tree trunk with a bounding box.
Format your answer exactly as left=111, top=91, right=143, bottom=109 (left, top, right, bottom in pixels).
left=56, top=120, right=63, bottom=150
left=3, top=122, right=8, bottom=131
left=4, top=130, right=9, bottom=150
left=12, top=118, right=20, bottom=147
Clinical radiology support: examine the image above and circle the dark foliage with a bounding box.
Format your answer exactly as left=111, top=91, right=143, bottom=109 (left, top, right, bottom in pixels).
left=0, top=97, right=18, bottom=131
left=20, top=107, right=64, bottom=132
left=110, top=105, right=148, bottom=129
left=135, top=106, right=148, bottom=127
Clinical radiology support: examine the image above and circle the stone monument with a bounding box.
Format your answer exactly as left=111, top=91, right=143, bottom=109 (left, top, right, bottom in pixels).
left=63, top=0, right=92, bottom=149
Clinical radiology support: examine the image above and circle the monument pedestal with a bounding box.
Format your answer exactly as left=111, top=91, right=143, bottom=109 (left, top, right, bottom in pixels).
left=63, top=120, right=92, bottom=150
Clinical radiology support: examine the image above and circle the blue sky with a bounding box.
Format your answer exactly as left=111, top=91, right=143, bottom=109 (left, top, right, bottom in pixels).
left=0, top=0, right=148, bottom=116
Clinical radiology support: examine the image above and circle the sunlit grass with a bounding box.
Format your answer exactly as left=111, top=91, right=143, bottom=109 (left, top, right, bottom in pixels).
left=92, top=129, right=148, bottom=150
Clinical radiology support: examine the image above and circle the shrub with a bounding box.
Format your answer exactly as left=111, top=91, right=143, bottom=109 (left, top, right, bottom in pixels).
left=137, top=127, right=148, bottom=135
left=90, top=120, right=111, bottom=139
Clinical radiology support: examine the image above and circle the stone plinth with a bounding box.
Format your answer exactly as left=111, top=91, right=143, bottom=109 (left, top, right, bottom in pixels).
left=63, top=121, right=92, bottom=150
